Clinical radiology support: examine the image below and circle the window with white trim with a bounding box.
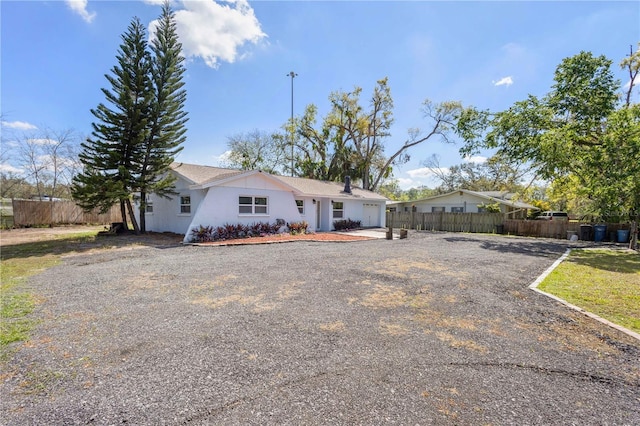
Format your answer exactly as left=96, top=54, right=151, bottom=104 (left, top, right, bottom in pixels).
left=451, top=207, right=464, bottom=213
left=239, top=196, right=268, bottom=215
left=145, top=197, right=153, bottom=213
left=295, top=199, right=304, bottom=214
left=431, top=206, right=445, bottom=213
left=180, top=196, right=191, bottom=214
left=332, top=201, right=344, bottom=218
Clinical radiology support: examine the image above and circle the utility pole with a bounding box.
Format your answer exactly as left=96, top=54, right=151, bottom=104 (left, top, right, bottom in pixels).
left=286, top=71, right=297, bottom=176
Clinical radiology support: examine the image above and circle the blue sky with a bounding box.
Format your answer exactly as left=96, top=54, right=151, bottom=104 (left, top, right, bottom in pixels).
left=2, top=0, right=638, bottom=189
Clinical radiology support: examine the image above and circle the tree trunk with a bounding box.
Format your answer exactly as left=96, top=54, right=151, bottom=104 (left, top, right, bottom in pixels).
left=139, top=190, right=146, bottom=233
left=126, top=199, right=140, bottom=234
left=119, top=200, right=129, bottom=229
left=629, top=220, right=638, bottom=251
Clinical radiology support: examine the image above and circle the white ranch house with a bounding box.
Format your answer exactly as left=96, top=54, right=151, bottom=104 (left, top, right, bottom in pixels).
left=387, top=190, right=538, bottom=219
left=143, top=163, right=388, bottom=242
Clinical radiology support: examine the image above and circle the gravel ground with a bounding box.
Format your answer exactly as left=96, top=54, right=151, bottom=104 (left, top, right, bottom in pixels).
left=1, top=231, right=639, bottom=425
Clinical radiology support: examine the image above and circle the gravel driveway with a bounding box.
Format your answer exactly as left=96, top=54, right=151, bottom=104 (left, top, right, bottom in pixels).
left=2, top=232, right=639, bottom=425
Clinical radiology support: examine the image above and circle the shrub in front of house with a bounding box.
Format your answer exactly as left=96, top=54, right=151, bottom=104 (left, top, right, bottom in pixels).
left=189, top=220, right=288, bottom=242
left=333, top=218, right=362, bottom=231
left=191, top=225, right=216, bottom=242
left=286, top=221, right=308, bottom=235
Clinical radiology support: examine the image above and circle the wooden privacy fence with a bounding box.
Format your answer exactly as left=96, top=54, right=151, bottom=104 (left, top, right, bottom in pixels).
left=387, top=212, right=504, bottom=234
left=503, top=219, right=629, bottom=240
left=12, top=200, right=121, bottom=227
left=386, top=212, right=630, bottom=240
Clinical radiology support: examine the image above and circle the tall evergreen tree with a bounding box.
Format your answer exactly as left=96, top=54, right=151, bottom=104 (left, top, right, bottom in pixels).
left=137, top=1, right=188, bottom=232
left=73, top=2, right=188, bottom=233
left=73, top=17, right=152, bottom=232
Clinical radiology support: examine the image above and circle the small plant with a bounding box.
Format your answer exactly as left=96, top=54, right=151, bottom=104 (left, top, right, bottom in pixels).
left=190, top=225, right=215, bottom=242
left=191, top=221, right=286, bottom=242
left=271, top=222, right=283, bottom=234
left=333, top=218, right=362, bottom=231
left=477, top=202, right=502, bottom=213
left=287, top=221, right=308, bottom=235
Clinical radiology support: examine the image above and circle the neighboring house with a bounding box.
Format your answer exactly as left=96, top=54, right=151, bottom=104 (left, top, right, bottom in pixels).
left=387, top=190, right=537, bottom=219
left=143, top=162, right=388, bottom=242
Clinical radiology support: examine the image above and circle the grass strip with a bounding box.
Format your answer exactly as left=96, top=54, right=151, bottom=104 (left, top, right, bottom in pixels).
left=0, top=231, right=99, bottom=358
left=538, top=249, right=640, bottom=333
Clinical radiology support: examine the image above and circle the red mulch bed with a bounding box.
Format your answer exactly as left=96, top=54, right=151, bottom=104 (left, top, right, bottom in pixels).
left=194, top=232, right=373, bottom=246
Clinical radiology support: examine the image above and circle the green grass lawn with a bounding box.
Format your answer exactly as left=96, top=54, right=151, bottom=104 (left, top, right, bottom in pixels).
left=0, top=231, right=99, bottom=359
left=538, top=249, right=640, bottom=333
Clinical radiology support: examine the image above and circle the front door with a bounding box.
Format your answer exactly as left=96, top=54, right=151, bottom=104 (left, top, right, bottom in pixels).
left=316, top=201, right=321, bottom=231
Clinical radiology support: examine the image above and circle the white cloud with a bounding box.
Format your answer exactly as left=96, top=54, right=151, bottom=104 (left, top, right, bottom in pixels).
left=1, top=120, right=38, bottom=130
left=153, top=0, right=267, bottom=69
left=464, top=155, right=487, bottom=164
left=65, top=0, right=96, bottom=23
left=0, top=163, right=23, bottom=174
left=493, top=76, right=513, bottom=87
left=28, top=138, right=57, bottom=146
left=211, top=150, right=232, bottom=166
left=396, top=167, right=449, bottom=190
left=406, top=167, right=441, bottom=179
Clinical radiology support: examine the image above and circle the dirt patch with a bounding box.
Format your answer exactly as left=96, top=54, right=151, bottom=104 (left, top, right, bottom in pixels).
left=0, top=225, right=105, bottom=246
left=0, top=225, right=185, bottom=248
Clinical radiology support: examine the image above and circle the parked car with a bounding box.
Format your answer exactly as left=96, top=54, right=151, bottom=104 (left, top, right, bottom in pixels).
left=536, top=211, right=569, bottom=220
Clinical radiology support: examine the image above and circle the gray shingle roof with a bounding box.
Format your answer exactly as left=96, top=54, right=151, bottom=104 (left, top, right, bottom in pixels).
left=170, top=163, right=387, bottom=201
left=387, top=189, right=537, bottom=210
left=171, top=162, right=244, bottom=185
left=277, top=175, right=387, bottom=201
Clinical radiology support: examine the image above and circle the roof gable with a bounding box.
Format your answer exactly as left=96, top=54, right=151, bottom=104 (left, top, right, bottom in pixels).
left=171, top=162, right=243, bottom=185
left=389, top=189, right=537, bottom=209
left=196, top=169, right=300, bottom=192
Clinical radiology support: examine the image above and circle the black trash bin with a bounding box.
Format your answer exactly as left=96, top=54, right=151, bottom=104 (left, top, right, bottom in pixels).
left=579, top=224, right=593, bottom=241
left=496, top=224, right=504, bottom=234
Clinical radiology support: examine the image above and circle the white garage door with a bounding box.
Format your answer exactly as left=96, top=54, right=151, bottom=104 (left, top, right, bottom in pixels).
left=363, top=203, right=380, bottom=227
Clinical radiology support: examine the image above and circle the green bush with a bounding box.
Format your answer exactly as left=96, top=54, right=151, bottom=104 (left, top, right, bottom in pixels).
left=287, top=221, right=309, bottom=235
left=333, top=218, right=362, bottom=231
left=190, top=221, right=283, bottom=242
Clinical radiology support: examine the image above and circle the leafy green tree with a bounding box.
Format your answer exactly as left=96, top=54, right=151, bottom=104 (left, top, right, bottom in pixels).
left=402, top=185, right=436, bottom=201
left=459, top=48, right=640, bottom=249
left=377, top=179, right=404, bottom=201
left=225, top=129, right=288, bottom=173
left=424, top=153, right=532, bottom=194
left=296, top=78, right=465, bottom=192
left=377, top=180, right=435, bottom=202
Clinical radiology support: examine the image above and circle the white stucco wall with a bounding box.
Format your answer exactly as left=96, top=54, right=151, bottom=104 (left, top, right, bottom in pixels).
left=146, top=172, right=386, bottom=239
left=183, top=174, right=318, bottom=242
left=144, top=176, right=207, bottom=235
left=326, top=199, right=385, bottom=229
